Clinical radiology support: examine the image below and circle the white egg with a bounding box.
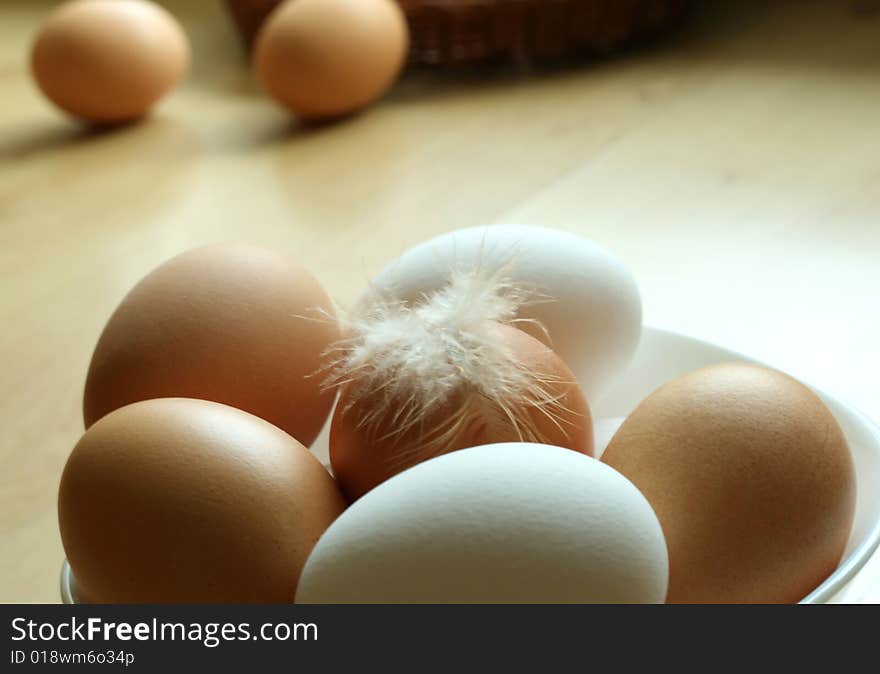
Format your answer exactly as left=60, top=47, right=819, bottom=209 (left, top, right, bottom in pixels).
left=362, top=225, right=642, bottom=402
left=295, top=443, right=668, bottom=604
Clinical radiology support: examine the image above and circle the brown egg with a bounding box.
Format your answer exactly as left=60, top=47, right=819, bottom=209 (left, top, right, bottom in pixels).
left=83, top=244, right=339, bottom=447
left=253, top=0, right=409, bottom=119
left=59, top=398, right=347, bottom=603
left=602, top=362, right=856, bottom=604
left=331, top=324, right=593, bottom=500
left=30, top=0, right=189, bottom=124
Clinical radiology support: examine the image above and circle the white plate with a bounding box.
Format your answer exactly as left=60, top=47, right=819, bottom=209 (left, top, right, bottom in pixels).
left=60, top=326, right=880, bottom=604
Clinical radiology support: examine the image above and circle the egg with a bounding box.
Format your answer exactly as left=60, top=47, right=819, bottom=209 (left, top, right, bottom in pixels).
left=253, top=0, right=409, bottom=119
left=602, top=362, right=857, bottom=604
left=83, top=244, right=339, bottom=447
left=59, top=398, right=347, bottom=603
left=30, top=0, right=189, bottom=123
left=331, top=323, right=593, bottom=500
left=296, top=443, right=668, bottom=604
left=364, top=225, right=642, bottom=402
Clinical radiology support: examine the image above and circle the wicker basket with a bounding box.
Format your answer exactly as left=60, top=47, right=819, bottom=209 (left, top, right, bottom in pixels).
left=226, top=0, right=690, bottom=65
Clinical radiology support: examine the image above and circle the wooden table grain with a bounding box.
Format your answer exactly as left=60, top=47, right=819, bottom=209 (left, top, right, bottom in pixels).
left=2, top=0, right=879, bottom=603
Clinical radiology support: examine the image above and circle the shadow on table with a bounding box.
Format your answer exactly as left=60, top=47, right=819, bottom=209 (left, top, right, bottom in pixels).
left=0, top=121, right=142, bottom=163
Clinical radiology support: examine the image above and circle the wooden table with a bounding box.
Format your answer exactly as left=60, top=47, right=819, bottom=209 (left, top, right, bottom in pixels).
left=2, top=0, right=878, bottom=603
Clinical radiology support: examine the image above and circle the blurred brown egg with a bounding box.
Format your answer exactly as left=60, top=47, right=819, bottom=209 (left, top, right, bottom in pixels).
left=59, top=398, right=347, bottom=603
left=253, top=0, right=409, bottom=119
left=83, top=244, right=339, bottom=447
left=330, top=324, right=593, bottom=500
left=30, top=0, right=189, bottom=124
left=602, top=362, right=856, bottom=604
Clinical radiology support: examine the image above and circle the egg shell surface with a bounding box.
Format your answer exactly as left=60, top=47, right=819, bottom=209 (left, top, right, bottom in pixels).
left=83, top=244, right=339, bottom=447
left=253, top=0, right=409, bottom=118
left=329, top=324, right=594, bottom=500
left=30, top=0, right=189, bottom=123
left=296, top=442, right=668, bottom=603
left=363, top=225, right=642, bottom=402
left=602, top=362, right=857, bottom=604
left=59, top=398, right=347, bottom=603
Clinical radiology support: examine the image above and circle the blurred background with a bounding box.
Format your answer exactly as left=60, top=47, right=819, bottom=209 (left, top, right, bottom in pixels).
left=1, top=0, right=879, bottom=601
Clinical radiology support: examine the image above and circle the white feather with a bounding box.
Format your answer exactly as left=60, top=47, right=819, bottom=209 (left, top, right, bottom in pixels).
left=322, top=264, right=575, bottom=462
